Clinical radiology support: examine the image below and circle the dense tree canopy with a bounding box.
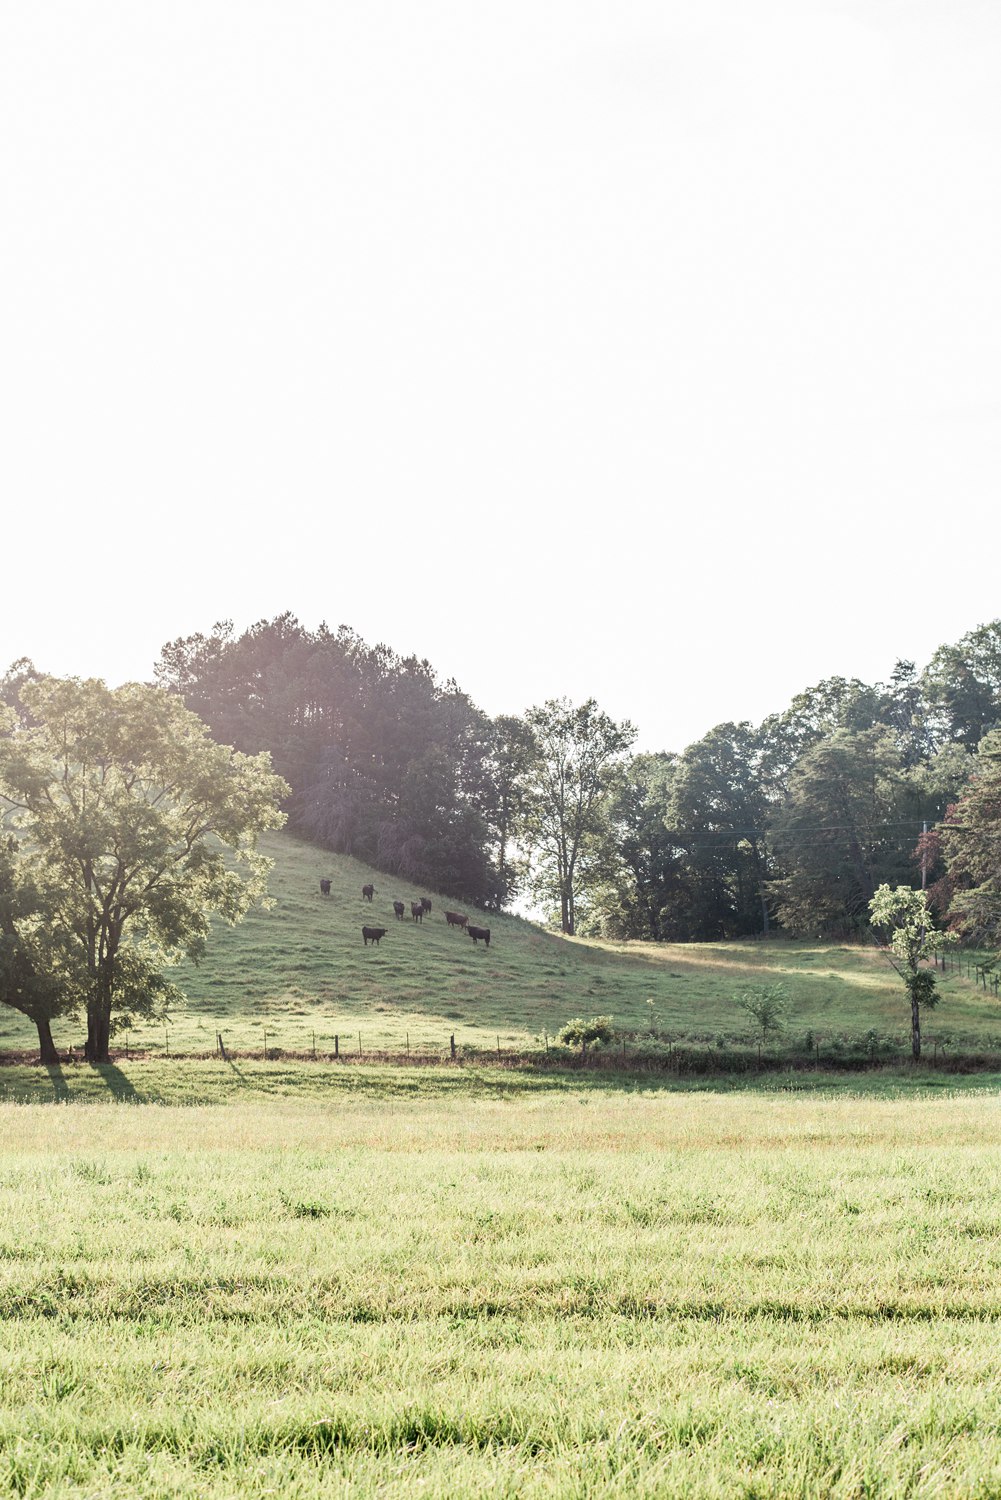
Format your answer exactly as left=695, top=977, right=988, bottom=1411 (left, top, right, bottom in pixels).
left=148, top=611, right=1001, bottom=946
left=941, top=731, right=1001, bottom=946
left=156, top=617, right=498, bottom=904
left=922, top=623, right=1001, bottom=750
left=520, top=699, right=636, bottom=936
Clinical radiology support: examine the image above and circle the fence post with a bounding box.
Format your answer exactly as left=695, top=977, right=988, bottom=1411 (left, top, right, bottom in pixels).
left=263, top=1029, right=268, bottom=1060
left=164, top=1026, right=169, bottom=1057
left=312, top=1030, right=316, bottom=1059
left=358, top=1032, right=362, bottom=1057
left=496, top=1034, right=501, bottom=1061
left=406, top=1032, right=410, bottom=1057
left=450, top=1033, right=456, bottom=1061
left=334, top=1034, right=339, bottom=1060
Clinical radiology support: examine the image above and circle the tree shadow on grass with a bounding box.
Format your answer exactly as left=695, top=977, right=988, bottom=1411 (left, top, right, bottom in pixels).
left=43, top=1063, right=70, bottom=1102
left=89, top=1062, right=139, bottom=1101
left=522, top=1062, right=1001, bottom=1100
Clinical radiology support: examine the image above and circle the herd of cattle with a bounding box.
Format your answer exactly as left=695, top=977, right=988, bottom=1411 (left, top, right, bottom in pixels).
left=318, top=878, right=491, bottom=949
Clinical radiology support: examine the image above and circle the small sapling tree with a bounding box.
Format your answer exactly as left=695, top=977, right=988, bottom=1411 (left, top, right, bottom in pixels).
left=558, top=1015, right=614, bottom=1056
left=868, top=883, right=954, bottom=1061
left=734, top=983, right=787, bottom=1055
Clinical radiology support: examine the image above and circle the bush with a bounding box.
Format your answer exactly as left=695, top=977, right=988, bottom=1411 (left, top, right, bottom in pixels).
left=558, top=1016, right=614, bottom=1055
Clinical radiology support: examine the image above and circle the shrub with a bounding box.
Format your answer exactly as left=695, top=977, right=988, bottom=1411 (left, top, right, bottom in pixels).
left=558, top=1016, right=614, bottom=1055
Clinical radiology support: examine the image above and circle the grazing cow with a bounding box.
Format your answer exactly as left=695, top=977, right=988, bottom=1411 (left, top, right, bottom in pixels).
left=445, top=911, right=468, bottom=930
left=411, top=902, right=424, bottom=923
left=467, top=925, right=491, bottom=947
left=393, top=900, right=405, bottom=920
left=319, top=878, right=331, bottom=897
left=362, top=926, right=387, bottom=946
left=421, top=897, right=432, bottom=914
left=362, top=884, right=375, bottom=901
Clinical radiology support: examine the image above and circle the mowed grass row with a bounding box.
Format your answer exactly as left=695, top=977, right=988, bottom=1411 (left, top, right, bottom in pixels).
left=3, top=1077, right=1001, bottom=1496
left=1, top=829, right=998, bottom=1059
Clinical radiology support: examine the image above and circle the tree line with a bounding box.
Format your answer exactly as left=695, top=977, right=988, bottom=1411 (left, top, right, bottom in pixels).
left=2, top=615, right=999, bottom=1065
left=149, top=614, right=1001, bottom=949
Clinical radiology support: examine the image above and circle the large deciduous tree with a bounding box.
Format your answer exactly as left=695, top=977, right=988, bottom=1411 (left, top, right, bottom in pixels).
left=479, top=714, right=537, bottom=909
left=589, top=752, right=689, bottom=940
left=157, top=615, right=500, bottom=905
left=0, top=835, right=80, bottom=1063
left=669, top=723, right=775, bottom=938
left=521, top=699, right=635, bottom=935
left=769, top=728, right=918, bottom=935
left=922, top=621, right=1001, bottom=750
left=940, top=730, right=1001, bottom=946
left=0, top=677, right=288, bottom=1062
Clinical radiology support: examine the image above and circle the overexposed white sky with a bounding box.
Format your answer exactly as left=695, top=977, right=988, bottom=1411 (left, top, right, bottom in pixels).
left=2, top=1, right=998, bottom=751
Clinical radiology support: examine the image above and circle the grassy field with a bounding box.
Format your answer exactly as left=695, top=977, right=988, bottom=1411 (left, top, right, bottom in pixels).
left=4, top=839, right=999, bottom=1494
left=3, top=1066, right=1001, bottom=1496
left=1, top=830, right=997, bottom=1061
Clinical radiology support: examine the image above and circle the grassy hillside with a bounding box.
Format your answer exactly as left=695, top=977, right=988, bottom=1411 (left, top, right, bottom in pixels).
left=1, top=828, right=999, bottom=1058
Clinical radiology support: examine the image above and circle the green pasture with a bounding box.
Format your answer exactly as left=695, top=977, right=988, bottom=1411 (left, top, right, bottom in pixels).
left=3, top=1072, right=1001, bottom=1496
left=0, top=829, right=998, bottom=1060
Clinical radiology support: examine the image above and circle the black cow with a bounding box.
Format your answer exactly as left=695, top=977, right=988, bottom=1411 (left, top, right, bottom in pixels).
left=362, top=926, right=387, bottom=945
left=319, top=878, right=331, bottom=897
left=362, top=884, right=375, bottom=901
left=445, top=911, right=468, bottom=930
left=411, top=902, right=424, bottom=922
left=467, top=925, right=491, bottom=947
left=393, top=900, right=406, bottom=920
left=421, top=897, right=432, bottom=914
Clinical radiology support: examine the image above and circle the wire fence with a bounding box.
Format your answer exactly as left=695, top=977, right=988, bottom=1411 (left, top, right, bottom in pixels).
left=39, top=1019, right=1001, bottom=1077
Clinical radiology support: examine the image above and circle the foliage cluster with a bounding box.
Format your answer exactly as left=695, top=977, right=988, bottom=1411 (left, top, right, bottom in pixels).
left=556, top=1014, right=614, bottom=1053
left=142, top=617, right=1001, bottom=946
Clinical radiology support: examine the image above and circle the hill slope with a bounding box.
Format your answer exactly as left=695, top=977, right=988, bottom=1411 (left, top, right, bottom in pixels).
left=1, top=830, right=998, bottom=1058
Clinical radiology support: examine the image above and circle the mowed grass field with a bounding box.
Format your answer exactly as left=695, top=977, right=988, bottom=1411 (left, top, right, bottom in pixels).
left=3, top=1069, right=1001, bottom=1496
left=1, top=829, right=997, bottom=1060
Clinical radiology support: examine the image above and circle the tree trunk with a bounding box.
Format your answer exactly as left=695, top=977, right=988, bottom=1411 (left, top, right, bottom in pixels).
left=497, top=830, right=508, bottom=908
left=759, top=882, right=770, bottom=936
left=753, top=839, right=770, bottom=936
left=85, top=1000, right=111, bottom=1063
left=911, top=991, right=921, bottom=1061
left=35, top=1015, right=59, bottom=1066
left=560, top=889, right=571, bottom=935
